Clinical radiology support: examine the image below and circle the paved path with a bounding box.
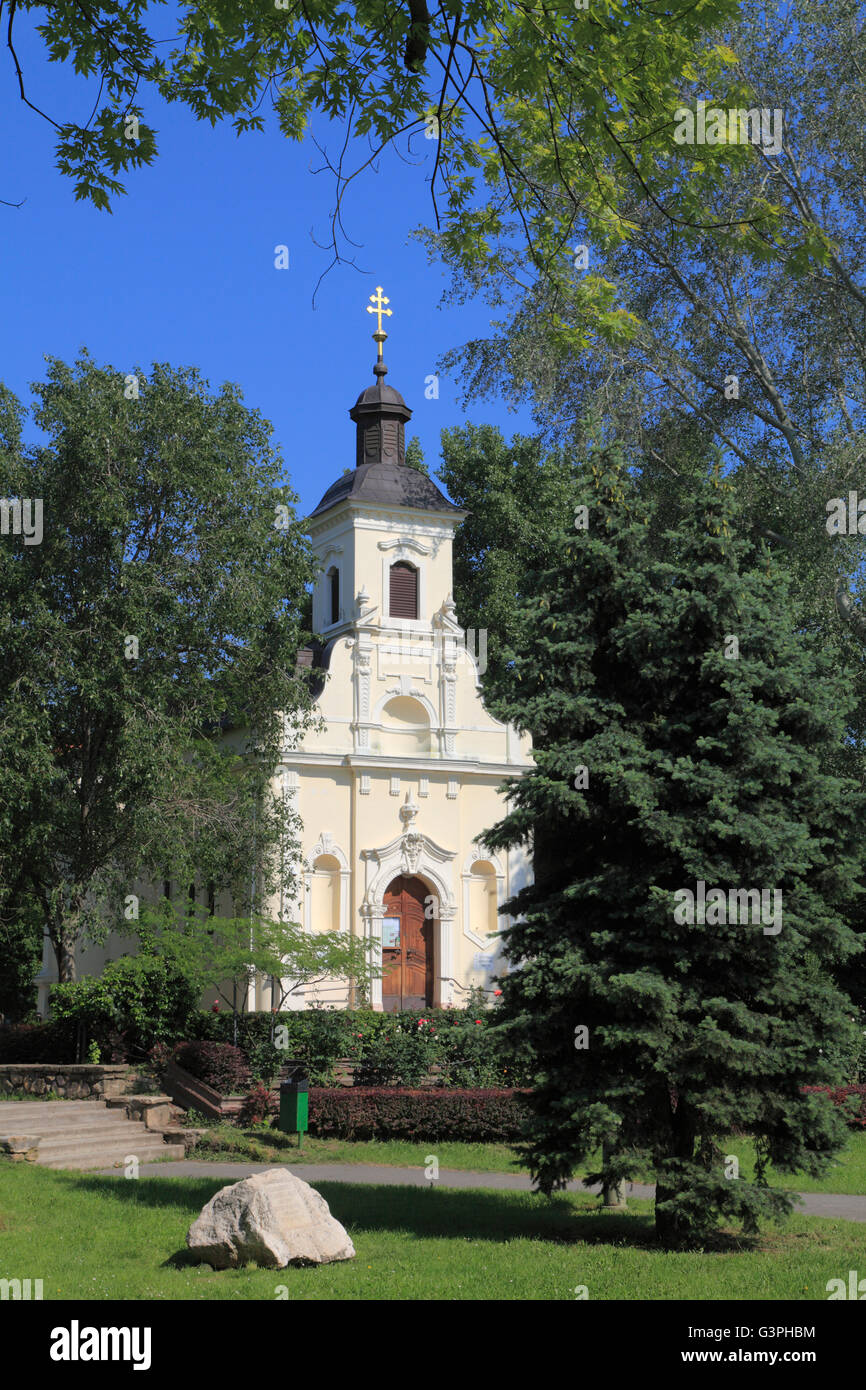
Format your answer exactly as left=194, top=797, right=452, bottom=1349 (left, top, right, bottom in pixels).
left=93, top=1159, right=866, bottom=1221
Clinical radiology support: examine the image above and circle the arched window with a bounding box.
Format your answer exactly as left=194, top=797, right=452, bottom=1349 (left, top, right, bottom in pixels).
left=469, top=860, right=499, bottom=939
left=390, top=561, right=418, bottom=619
left=310, top=854, right=341, bottom=932
left=378, top=695, right=432, bottom=755
left=327, top=567, right=339, bottom=625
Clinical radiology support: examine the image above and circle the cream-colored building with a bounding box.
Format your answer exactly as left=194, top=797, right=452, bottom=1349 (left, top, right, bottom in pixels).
left=276, top=347, right=533, bottom=1011
left=35, top=340, right=533, bottom=1017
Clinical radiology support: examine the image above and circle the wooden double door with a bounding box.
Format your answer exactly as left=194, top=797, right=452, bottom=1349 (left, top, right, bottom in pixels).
left=382, top=875, right=434, bottom=1012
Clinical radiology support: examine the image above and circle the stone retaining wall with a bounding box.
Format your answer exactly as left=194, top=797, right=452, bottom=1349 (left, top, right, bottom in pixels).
left=0, top=1064, right=133, bottom=1099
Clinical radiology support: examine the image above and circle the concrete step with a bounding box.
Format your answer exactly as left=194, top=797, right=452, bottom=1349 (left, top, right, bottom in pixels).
left=36, top=1123, right=164, bottom=1150
left=40, top=1141, right=186, bottom=1171
left=0, top=1100, right=108, bottom=1115
left=0, top=1097, right=186, bottom=1170
left=37, top=1131, right=180, bottom=1157
left=1, top=1113, right=146, bottom=1134
left=38, top=1137, right=177, bottom=1161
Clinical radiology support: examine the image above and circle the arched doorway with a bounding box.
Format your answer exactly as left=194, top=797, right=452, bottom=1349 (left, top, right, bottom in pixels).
left=381, top=875, right=434, bottom=1011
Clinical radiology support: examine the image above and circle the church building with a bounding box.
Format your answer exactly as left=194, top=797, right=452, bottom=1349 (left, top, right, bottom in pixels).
left=272, top=290, right=533, bottom=1011
left=35, top=291, right=533, bottom=1017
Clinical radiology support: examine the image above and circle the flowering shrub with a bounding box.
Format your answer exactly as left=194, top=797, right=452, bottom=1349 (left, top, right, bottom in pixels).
left=309, top=1087, right=530, bottom=1142
left=186, top=1002, right=530, bottom=1087
left=353, top=1023, right=434, bottom=1086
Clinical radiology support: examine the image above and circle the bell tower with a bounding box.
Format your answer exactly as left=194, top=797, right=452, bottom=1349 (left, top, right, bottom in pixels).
left=306, top=287, right=465, bottom=643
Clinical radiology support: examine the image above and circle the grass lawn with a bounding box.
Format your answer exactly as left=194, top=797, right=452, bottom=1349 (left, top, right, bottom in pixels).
left=0, top=1162, right=861, bottom=1301
left=195, top=1127, right=525, bottom=1174
left=192, top=1125, right=866, bottom=1195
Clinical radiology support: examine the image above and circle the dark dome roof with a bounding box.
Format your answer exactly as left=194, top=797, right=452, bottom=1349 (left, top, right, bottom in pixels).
left=352, top=379, right=408, bottom=410
left=310, top=461, right=462, bottom=517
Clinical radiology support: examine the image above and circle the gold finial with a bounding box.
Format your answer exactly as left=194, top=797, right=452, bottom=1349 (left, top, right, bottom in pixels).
left=367, top=285, right=392, bottom=362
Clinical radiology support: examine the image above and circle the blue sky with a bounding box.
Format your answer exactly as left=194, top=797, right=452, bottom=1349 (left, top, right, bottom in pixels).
left=0, top=11, right=535, bottom=518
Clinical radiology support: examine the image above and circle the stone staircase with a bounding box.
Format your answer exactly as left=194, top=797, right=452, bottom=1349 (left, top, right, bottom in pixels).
left=0, top=1098, right=186, bottom=1171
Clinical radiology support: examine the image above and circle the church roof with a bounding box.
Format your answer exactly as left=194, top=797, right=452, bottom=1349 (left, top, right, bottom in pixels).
left=309, top=355, right=463, bottom=519
left=296, top=636, right=337, bottom=699
left=310, top=459, right=463, bottom=517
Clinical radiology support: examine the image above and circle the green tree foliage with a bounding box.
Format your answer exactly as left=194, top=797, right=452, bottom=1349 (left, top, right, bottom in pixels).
left=0, top=894, right=42, bottom=1021
left=4, top=0, right=772, bottom=339
left=136, top=904, right=381, bottom=1024
left=484, top=453, right=864, bottom=1244
left=403, top=435, right=428, bottom=474
left=428, top=0, right=866, bottom=638
left=0, top=351, right=316, bottom=985
left=437, top=423, right=579, bottom=711
left=48, top=949, right=201, bottom=1057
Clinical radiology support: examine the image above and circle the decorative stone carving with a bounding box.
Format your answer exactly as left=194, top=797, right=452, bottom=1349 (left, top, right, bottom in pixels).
left=401, top=832, right=424, bottom=875
left=399, top=791, right=419, bottom=828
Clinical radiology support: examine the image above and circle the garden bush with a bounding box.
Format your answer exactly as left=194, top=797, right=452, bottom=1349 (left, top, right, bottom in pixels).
left=185, top=1001, right=528, bottom=1087
left=238, top=1081, right=280, bottom=1126
left=48, top=954, right=200, bottom=1061
left=802, top=1084, right=866, bottom=1128
left=173, top=1041, right=250, bottom=1094
left=0, top=1018, right=79, bottom=1063
left=308, top=1086, right=530, bottom=1142
left=351, top=1018, right=437, bottom=1086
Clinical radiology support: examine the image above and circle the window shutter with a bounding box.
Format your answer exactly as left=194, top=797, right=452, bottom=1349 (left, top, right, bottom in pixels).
left=390, top=562, right=418, bottom=619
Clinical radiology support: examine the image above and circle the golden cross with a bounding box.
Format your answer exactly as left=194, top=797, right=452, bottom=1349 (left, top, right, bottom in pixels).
left=367, top=285, right=392, bottom=360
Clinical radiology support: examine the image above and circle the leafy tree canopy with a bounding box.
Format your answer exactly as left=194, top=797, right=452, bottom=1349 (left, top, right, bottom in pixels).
left=0, top=350, right=316, bottom=984
left=3, top=0, right=783, bottom=339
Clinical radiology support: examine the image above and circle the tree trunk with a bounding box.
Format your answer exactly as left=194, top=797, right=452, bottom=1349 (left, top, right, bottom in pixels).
left=654, top=1101, right=696, bottom=1244
left=601, top=1139, right=627, bottom=1209
left=654, top=1179, right=688, bottom=1245
left=52, top=926, right=77, bottom=984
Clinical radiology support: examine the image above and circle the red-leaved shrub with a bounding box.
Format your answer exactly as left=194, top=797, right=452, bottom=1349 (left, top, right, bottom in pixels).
left=173, top=1041, right=250, bottom=1094
left=238, top=1081, right=279, bottom=1126
left=802, top=1084, right=866, bottom=1128
left=308, top=1087, right=529, bottom=1142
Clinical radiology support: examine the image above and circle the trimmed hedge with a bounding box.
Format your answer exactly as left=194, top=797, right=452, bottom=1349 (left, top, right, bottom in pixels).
left=802, top=1084, right=866, bottom=1128
left=307, top=1087, right=530, bottom=1142
left=0, top=1020, right=79, bottom=1064
left=173, top=1041, right=250, bottom=1094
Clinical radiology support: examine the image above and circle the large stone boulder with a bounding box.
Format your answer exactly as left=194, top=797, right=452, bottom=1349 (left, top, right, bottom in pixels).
left=186, top=1168, right=356, bottom=1269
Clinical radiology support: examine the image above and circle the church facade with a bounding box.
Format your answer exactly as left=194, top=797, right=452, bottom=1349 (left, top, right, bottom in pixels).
left=34, top=303, right=533, bottom=1016
left=272, top=318, right=533, bottom=1011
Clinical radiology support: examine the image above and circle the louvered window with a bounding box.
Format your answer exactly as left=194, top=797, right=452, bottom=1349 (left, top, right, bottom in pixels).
left=390, top=561, right=418, bottom=619
left=328, top=568, right=339, bottom=625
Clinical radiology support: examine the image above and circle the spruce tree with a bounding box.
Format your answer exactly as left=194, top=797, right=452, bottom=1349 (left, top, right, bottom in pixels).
left=485, top=451, right=864, bottom=1244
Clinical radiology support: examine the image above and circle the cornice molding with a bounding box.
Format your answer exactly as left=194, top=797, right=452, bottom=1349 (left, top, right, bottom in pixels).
left=279, top=751, right=533, bottom=774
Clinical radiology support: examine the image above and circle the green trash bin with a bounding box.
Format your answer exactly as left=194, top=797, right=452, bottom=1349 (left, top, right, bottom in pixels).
left=279, top=1070, right=309, bottom=1147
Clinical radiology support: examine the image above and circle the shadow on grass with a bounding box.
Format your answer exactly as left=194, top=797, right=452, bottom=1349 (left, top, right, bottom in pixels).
left=65, top=1168, right=660, bottom=1249
left=60, top=1171, right=764, bottom=1255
